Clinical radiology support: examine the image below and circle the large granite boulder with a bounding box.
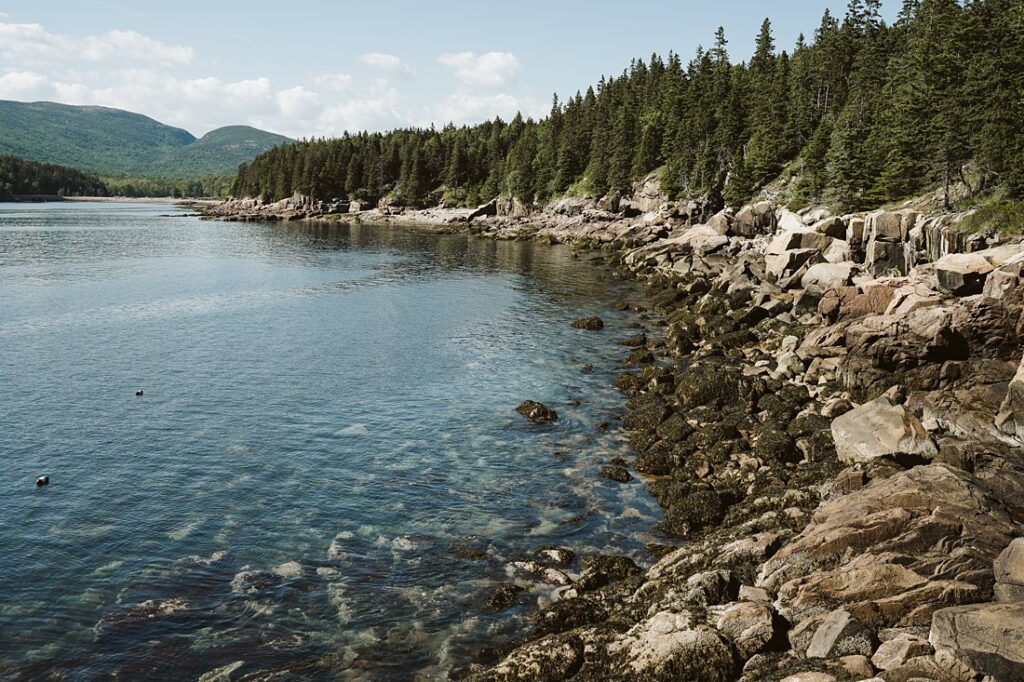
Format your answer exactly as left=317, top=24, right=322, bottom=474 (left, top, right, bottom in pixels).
left=994, top=538, right=1024, bottom=603
left=607, top=612, right=736, bottom=681
left=631, top=170, right=667, bottom=213
left=996, top=354, right=1024, bottom=441
left=733, top=201, right=776, bottom=237
left=715, top=601, right=775, bottom=658
left=934, top=253, right=996, bottom=296
left=801, top=262, right=859, bottom=294
left=830, top=395, right=937, bottom=465
left=758, top=464, right=1020, bottom=628
left=931, top=603, right=1024, bottom=681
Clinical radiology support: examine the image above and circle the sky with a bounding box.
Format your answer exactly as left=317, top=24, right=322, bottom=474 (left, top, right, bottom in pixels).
left=0, top=1, right=900, bottom=139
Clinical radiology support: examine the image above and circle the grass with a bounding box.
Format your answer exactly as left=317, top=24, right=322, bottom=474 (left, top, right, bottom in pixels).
left=955, top=194, right=1024, bottom=236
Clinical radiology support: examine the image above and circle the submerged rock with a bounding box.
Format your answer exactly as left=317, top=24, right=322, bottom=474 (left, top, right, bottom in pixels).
left=93, top=597, right=190, bottom=636
left=487, top=583, right=526, bottom=611
left=515, top=400, right=558, bottom=423
left=571, top=315, right=605, bottom=330
left=600, top=465, right=633, bottom=483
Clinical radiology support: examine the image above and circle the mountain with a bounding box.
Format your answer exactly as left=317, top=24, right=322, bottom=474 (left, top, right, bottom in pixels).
left=148, top=125, right=294, bottom=177
left=0, top=100, right=291, bottom=177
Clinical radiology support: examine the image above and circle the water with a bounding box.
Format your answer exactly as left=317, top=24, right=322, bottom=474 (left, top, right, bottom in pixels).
left=0, top=203, right=663, bottom=680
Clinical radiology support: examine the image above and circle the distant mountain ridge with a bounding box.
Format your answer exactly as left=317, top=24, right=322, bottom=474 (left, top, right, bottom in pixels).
left=0, top=100, right=292, bottom=177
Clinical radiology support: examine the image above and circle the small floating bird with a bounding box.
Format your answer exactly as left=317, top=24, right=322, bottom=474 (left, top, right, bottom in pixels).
left=135, top=389, right=144, bottom=396
left=35, top=476, right=49, bottom=487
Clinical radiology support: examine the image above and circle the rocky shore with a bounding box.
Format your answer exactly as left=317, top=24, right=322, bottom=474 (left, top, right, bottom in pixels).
left=203, top=185, right=1024, bottom=682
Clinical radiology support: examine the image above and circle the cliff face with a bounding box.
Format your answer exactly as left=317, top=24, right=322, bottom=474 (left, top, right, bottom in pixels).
left=205, top=193, right=1024, bottom=681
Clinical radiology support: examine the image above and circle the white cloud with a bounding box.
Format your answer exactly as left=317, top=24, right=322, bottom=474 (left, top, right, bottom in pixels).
left=359, top=53, right=412, bottom=74
left=312, top=79, right=405, bottom=136
left=0, top=12, right=9, bottom=20
left=0, top=70, right=49, bottom=99
left=432, top=92, right=544, bottom=126
left=0, top=20, right=193, bottom=67
left=276, top=85, right=321, bottom=119
left=312, top=73, right=354, bottom=92
left=437, top=51, right=521, bottom=89
left=0, top=18, right=540, bottom=138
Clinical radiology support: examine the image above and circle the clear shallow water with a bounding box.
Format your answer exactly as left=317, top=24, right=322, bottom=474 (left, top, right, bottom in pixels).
left=0, top=203, right=663, bottom=680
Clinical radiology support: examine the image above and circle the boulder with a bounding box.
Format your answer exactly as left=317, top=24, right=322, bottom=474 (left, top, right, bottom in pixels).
left=871, top=634, right=933, bottom=671
left=839, top=655, right=875, bottom=679
left=758, top=464, right=1019, bottom=629
left=865, top=240, right=906, bottom=276
left=805, top=608, right=875, bottom=658
left=812, top=216, right=848, bottom=239
left=866, top=211, right=907, bottom=243
left=707, top=211, right=733, bottom=236
left=472, top=633, right=584, bottom=681
left=715, top=601, right=775, bottom=658
left=733, top=201, right=776, bottom=237
left=931, top=603, right=1024, bottom=681
left=934, top=253, right=995, bottom=296
left=571, top=316, right=604, bottom=330
left=803, top=207, right=834, bottom=223
left=632, top=170, right=666, bottom=212
left=608, top=613, right=736, bottom=681
left=995, top=354, right=1024, bottom=441
left=600, top=465, right=633, bottom=483
left=768, top=228, right=834, bottom=254
left=778, top=208, right=806, bottom=231
left=830, top=395, right=937, bottom=465
left=468, top=199, right=498, bottom=220
left=516, top=400, right=558, bottom=423
left=801, top=262, right=859, bottom=294
left=823, top=239, right=853, bottom=264
left=780, top=674, right=836, bottom=682
left=994, top=538, right=1024, bottom=602
left=496, top=195, right=531, bottom=219
left=766, top=249, right=826, bottom=285
left=680, top=225, right=730, bottom=254
left=847, top=216, right=867, bottom=244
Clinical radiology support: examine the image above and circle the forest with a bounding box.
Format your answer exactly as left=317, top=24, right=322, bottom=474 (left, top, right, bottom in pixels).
left=232, top=0, right=1024, bottom=214
left=0, top=154, right=108, bottom=199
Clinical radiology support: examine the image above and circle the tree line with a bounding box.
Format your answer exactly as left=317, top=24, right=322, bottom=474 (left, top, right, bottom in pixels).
left=232, top=0, right=1024, bottom=213
left=0, top=154, right=108, bottom=198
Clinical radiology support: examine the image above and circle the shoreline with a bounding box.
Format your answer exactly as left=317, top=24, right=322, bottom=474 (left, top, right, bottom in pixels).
left=202, top=196, right=1024, bottom=681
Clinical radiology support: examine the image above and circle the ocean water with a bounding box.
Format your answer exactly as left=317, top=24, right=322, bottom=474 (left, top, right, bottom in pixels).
left=0, top=203, right=663, bottom=680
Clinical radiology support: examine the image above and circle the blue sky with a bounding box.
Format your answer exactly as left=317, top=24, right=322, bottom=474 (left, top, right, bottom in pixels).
left=0, top=1, right=900, bottom=138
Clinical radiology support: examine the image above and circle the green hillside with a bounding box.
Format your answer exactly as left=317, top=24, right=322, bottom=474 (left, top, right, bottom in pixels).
left=149, top=125, right=293, bottom=176
left=0, top=100, right=291, bottom=177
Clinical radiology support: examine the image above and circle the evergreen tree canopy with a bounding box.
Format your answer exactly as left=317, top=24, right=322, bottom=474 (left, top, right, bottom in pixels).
left=233, top=0, right=1024, bottom=213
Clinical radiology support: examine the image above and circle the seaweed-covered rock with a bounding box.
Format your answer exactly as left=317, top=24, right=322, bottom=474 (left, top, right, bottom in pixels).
left=576, top=555, right=642, bottom=592
left=531, top=596, right=607, bottom=636
left=469, top=634, right=584, bottom=681
left=516, top=400, right=558, bottom=423
left=608, top=614, right=736, bottom=681
left=488, top=583, right=525, bottom=611
left=571, top=316, right=605, bottom=330
left=600, top=465, right=633, bottom=483
left=659, top=488, right=727, bottom=538
left=753, top=428, right=801, bottom=464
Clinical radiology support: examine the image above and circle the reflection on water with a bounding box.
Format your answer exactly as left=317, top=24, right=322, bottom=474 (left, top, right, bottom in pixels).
left=0, top=203, right=662, bottom=680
